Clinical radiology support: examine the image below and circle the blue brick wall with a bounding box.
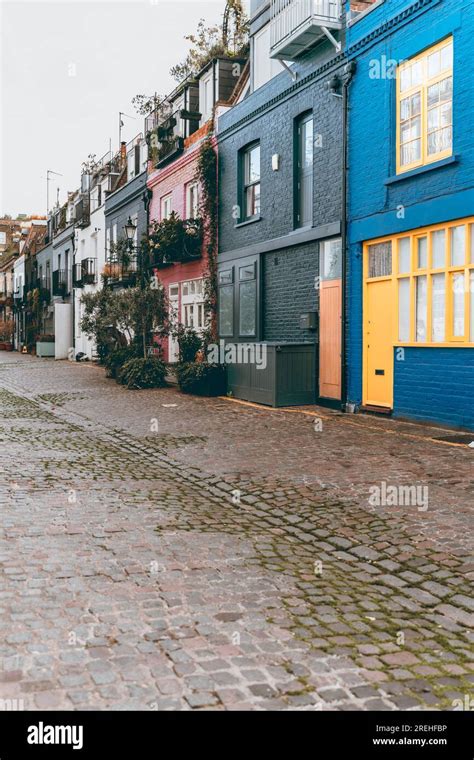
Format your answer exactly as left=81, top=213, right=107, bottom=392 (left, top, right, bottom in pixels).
left=394, top=348, right=474, bottom=431
left=345, top=0, right=474, bottom=428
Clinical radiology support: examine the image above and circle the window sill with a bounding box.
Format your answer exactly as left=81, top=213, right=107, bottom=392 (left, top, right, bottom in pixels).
left=234, top=216, right=262, bottom=229
left=385, top=155, right=458, bottom=185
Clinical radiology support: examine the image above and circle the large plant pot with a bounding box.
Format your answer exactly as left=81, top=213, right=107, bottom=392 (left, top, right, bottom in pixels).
left=177, top=363, right=227, bottom=397
left=36, top=341, right=55, bottom=358
left=0, top=342, right=13, bottom=351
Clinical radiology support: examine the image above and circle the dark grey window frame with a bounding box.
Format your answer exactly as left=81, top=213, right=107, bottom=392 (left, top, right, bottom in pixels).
left=239, top=142, right=261, bottom=223
left=294, top=111, right=314, bottom=230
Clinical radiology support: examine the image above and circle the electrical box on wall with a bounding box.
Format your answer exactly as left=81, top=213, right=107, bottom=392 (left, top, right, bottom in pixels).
left=300, top=311, right=318, bottom=331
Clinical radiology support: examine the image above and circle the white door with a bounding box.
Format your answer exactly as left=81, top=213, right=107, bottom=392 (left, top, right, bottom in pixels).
left=169, top=284, right=179, bottom=362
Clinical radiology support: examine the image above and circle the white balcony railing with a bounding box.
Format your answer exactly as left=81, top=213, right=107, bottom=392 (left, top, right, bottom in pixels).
left=270, top=0, right=342, bottom=57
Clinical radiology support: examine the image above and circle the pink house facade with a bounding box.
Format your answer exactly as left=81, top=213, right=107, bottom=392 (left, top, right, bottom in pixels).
left=146, top=57, right=248, bottom=362
left=147, top=124, right=215, bottom=363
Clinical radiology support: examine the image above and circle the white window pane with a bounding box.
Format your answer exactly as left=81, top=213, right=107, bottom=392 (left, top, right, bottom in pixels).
left=417, top=237, right=427, bottom=268
left=431, top=273, right=446, bottom=342
left=432, top=230, right=446, bottom=268
left=398, top=238, right=411, bottom=273
left=428, top=50, right=440, bottom=78
left=400, top=67, right=410, bottom=92
left=441, top=42, right=453, bottom=71
left=368, top=242, right=392, bottom=278
left=398, top=278, right=410, bottom=341
left=450, top=226, right=465, bottom=266
left=452, top=272, right=465, bottom=337
left=416, top=275, right=427, bottom=341
left=411, top=60, right=422, bottom=86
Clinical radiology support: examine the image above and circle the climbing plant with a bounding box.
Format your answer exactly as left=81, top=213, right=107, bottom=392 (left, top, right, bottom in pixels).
left=196, top=134, right=218, bottom=344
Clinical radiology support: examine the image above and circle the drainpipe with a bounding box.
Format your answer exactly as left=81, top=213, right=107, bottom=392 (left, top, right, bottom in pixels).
left=340, top=60, right=356, bottom=412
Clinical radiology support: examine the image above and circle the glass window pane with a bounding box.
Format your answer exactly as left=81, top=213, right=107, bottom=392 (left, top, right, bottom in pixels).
left=428, top=50, right=440, bottom=78
left=411, top=60, right=422, bottom=86
left=452, top=272, right=465, bottom=337
left=239, top=264, right=255, bottom=281
left=303, top=119, right=313, bottom=167
left=219, top=284, right=233, bottom=337
left=441, top=42, right=453, bottom=71
left=246, top=146, right=260, bottom=183
left=416, top=275, right=427, bottom=342
left=219, top=270, right=233, bottom=285
left=450, top=226, right=465, bottom=266
left=239, top=280, right=256, bottom=337
left=398, top=278, right=410, bottom=341
left=432, top=273, right=446, bottom=342
left=427, top=82, right=439, bottom=108
left=432, top=230, right=446, bottom=268
left=368, top=242, right=392, bottom=278
left=417, top=237, right=427, bottom=268
left=400, top=67, right=411, bottom=92
left=398, top=238, right=411, bottom=273
left=320, top=239, right=342, bottom=280
left=471, top=225, right=474, bottom=264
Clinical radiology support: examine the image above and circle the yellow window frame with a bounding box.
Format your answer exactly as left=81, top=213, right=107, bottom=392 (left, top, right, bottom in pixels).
left=396, top=37, right=453, bottom=175
left=364, top=217, right=474, bottom=348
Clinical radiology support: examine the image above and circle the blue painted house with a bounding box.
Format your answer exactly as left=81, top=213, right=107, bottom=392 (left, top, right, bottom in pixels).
left=345, top=0, right=474, bottom=430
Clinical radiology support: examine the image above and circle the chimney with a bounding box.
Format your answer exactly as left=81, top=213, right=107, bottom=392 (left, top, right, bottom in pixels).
left=120, top=141, right=127, bottom=168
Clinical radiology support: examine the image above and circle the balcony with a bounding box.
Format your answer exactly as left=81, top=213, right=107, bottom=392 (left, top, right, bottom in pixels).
left=75, top=194, right=90, bottom=228
left=52, top=269, right=71, bottom=297
left=146, top=103, right=187, bottom=168
left=103, top=257, right=138, bottom=289
left=73, top=259, right=96, bottom=288
left=151, top=217, right=203, bottom=268
left=270, top=0, right=342, bottom=60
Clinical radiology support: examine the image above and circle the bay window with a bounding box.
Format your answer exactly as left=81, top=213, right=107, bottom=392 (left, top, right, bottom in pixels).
left=397, top=37, right=453, bottom=174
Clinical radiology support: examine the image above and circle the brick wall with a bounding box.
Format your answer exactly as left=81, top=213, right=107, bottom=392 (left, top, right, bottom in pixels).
left=218, top=45, right=345, bottom=254
left=263, top=242, right=319, bottom=343
left=394, top=348, right=474, bottom=431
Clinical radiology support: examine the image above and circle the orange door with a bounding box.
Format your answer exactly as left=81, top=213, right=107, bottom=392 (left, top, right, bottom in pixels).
left=319, top=240, right=342, bottom=400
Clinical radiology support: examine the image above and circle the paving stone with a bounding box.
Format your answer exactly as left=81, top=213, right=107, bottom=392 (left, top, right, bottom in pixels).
left=0, top=353, right=471, bottom=711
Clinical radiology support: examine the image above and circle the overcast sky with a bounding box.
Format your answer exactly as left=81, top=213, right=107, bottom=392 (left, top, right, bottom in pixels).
left=0, top=0, right=248, bottom=217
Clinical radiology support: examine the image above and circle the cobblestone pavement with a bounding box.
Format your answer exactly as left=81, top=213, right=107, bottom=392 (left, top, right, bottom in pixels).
left=0, top=352, right=473, bottom=711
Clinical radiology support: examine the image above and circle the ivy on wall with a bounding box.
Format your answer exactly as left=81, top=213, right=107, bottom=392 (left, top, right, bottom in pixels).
left=196, top=134, right=218, bottom=343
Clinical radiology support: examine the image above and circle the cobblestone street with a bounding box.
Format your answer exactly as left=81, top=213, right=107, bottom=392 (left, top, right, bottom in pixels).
left=0, top=352, right=473, bottom=711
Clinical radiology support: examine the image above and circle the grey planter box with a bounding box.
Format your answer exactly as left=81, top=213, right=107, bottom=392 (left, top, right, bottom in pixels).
left=36, top=341, right=55, bottom=358
left=227, top=342, right=316, bottom=407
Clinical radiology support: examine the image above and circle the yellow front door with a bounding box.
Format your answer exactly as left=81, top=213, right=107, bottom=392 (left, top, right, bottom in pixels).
left=365, top=278, right=394, bottom=408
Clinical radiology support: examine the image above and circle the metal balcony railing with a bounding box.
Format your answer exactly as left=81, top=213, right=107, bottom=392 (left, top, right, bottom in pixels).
left=270, top=0, right=342, bottom=59
left=73, top=259, right=96, bottom=287
left=52, top=269, right=71, bottom=297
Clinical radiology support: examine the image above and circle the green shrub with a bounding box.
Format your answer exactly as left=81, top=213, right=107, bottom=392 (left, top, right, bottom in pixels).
left=177, top=325, right=202, bottom=363
left=104, top=346, right=139, bottom=379
left=119, top=357, right=167, bottom=390
left=176, top=362, right=226, bottom=396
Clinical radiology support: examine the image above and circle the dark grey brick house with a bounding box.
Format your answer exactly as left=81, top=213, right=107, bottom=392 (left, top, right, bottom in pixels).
left=217, top=0, right=350, bottom=406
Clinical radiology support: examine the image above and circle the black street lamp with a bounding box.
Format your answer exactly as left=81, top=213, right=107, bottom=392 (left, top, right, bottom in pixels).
left=124, top=217, right=137, bottom=250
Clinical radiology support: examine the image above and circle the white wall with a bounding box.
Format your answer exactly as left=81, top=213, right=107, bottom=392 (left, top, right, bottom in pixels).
left=74, top=204, right=105, bottom=359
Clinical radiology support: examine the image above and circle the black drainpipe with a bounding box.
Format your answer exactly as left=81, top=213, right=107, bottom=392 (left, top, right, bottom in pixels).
left=340, top=60, right=356, bottom=413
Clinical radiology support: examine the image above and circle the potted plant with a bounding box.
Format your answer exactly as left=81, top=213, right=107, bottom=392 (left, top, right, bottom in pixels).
left=36, top=333, right=56, bottom=358
left=0, top=320, right=14, bottom=351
